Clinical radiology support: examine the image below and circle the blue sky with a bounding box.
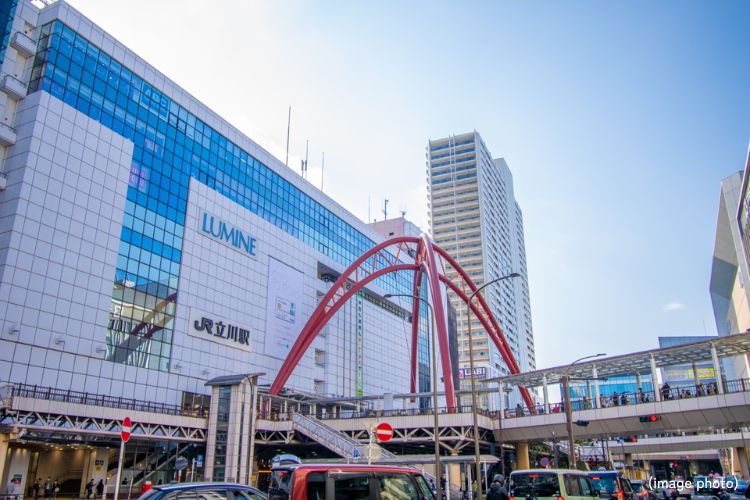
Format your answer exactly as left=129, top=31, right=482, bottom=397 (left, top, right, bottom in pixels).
left=67, top=0, right=750, bottom=368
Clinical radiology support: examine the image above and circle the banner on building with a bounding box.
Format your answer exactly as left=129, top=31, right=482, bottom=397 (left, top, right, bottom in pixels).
left=663, top=366, right=715, bottom=383
left=264, top=257, right=304, bottom=359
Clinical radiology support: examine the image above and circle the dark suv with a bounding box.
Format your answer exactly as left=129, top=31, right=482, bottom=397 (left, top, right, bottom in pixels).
left=137, top=482, right=265, bottom=500
left=588, top=471, right=635, bottom=500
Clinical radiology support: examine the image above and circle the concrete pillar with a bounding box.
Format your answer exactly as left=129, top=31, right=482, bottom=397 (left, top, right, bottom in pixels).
left=542, top=375, right=549, bottom=413
left=692, top=362, right=700, bottom=393
left=204, top=385, right=221, bottom=481
left=0, top=433, right=9, bottom=492
left=624, top=454, right=633, bottom=479
left=593, top=365, right=601, bottom=409
left=499, top=384, right=505, bottom=418
left=650, top=355, right=661, bottom=402
left=738, top=447, right=750, bottom=477
left=636, top=373, right=642, bottom=391
left=449, top=452, right=461, bottom=491
left=516, top=442, right=530, bottom=470
left=3, top=447, right=31, bottom=497
left=711, top=345, right=725, bottom=394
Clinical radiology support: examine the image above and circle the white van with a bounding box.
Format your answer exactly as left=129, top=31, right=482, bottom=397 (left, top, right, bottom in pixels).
left=510, top=469, right=598, bottom=500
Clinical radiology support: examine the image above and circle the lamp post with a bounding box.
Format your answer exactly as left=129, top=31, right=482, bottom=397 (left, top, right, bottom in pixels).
left=563, top=353, right=606, bottom=469
left=384, top=293, right=442, bottom=500
left=467, top=272, right=521, bottom=499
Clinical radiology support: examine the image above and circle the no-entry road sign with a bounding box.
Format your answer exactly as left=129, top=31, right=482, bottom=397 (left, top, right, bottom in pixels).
left=121, top=417, right=132, bottom=442
left=375, top=422, right=394, bottom=442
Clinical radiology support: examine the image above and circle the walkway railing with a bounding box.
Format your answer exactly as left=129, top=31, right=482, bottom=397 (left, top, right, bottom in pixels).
left=258, top=403, right=498, bottom=421
left=504, top=377, right=750, bottom=418
left=6, top=383, right=208, bottom=418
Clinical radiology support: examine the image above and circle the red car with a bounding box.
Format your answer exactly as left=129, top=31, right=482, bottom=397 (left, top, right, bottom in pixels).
left=268, top=463, right=436, bottom=500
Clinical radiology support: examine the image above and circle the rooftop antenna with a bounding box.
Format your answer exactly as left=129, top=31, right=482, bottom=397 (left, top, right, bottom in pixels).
left=383, top=198, right=389, bottom=220
left=401, top=210, right=406, bottom=219
left=301, top=139, right=308, bottom=179
left=285, top=106, right=291, bottom=168
left=320, top=152, right=325, bottom=191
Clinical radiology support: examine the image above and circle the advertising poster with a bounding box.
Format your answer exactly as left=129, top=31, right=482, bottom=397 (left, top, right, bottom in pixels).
left=264, top=257, right=304, bottom=359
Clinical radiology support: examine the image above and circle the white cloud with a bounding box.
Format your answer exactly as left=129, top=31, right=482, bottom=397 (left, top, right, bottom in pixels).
left=662, top=301, right=686, bottom=312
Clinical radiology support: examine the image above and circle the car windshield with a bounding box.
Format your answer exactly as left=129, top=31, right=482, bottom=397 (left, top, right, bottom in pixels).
left=590, top=475, right=617, bottom=494
left=511, top=473, right=561, bottom=497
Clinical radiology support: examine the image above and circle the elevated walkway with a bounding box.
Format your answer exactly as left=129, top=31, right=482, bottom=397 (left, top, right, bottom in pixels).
left=498, top=389, right=750, bottom=442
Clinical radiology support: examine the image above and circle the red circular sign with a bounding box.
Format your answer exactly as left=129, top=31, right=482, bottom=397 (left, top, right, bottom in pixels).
left=375, top=423, right=394, bottom=442
left=121, top=416, right=132, bottom=443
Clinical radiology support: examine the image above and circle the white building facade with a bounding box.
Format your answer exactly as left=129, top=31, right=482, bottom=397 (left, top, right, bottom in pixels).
left=427, top=131, right=536, bottom=407
left=0, top=0, right=423, bottom=412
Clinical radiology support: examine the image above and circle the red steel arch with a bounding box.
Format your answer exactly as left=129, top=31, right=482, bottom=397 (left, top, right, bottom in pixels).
left=268, top=234, right=535, bottom=412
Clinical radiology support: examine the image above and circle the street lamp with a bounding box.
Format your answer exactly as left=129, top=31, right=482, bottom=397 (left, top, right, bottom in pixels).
left=562, top=353, right=606, bottom=469
left=384, top=293, right=442, bottom=500
left=467, top=272, right=521, bottom=499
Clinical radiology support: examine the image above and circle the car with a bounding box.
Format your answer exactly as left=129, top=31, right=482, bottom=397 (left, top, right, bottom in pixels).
left=267, top=463, right=436, bottom=500
left=588, top=471, right=635, bottom=500
left=631, top=480, right=659, bottom=500
left=136, top=482, right=266, bottom=500
left=734, top=479, right=748, bottom=495
left=510, top=469, right=599, bottom=500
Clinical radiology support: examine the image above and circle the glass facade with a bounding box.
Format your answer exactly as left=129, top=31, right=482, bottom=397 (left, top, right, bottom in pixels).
left=0, top=0, right=18, bottom=67
left=28, top=20, right=417, bottom=372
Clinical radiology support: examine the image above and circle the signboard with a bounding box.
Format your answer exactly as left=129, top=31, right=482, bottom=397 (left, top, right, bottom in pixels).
left=264, top=258, right=304, bottom=359
left=356, top=291, right=364, bottom=397
left=188, top=308, right=252, bottom=352
left=540, top=457, right=550, bottom=467
left=375, top=423, right=394, bottom=442
left=121, top=417, right=132, bottom=442
left=175, top=456, right=188, bottom=471
left=352, top=449, right=359, bottom=462
left=663, top=366, right=715, bottom=383
left=458, top=366, right=488, bottom=379
left=197, top=209, right=257, bottom=258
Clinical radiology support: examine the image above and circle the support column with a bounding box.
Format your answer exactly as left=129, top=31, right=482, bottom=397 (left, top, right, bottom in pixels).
left=499, top=384, right=505, bottom=418
left=650, top=355, right=661, bottom=402
left=0, top=433, right=9, bottom=492
left=636, top=373, right=642, bottom=391
left=593, top=365, right=601, bottom=408
left=515, top=442, right=530, bottom=470
left=449, top=452, right=461, bottom=491
left=542, top=375, right=549, bottom=413
left=711, top=345, right=725, bottom=394
left=738, top=447, right=750, bottom=478
left=624, top=454, right=633, bottom=478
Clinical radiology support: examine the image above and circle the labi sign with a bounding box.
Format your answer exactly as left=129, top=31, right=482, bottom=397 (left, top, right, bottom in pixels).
left=198, top=210, right=257, bottom=257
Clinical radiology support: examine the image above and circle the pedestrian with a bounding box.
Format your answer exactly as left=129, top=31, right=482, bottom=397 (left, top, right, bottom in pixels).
left=582, top=395, right=590, bottom=409
left=638, top=387, right=645, bottom=403
left=486, top=474, right=509, bottom=500
left=33, top=478, right=41, bottom=499
left=44, top=477, right=52, bottom=499
left=52, top=479, right=59, bottom=500
left=85, top=479, right=94, bottom=499
left=515, top=403, right=524, bottom=417
left=662, top=382, right=671, bottom=400
left=620, top=393, right=628, bottom=406
left=96, top=479, right=104, bottom=499
left=599, top=394, right=607, bottom=408
left=612, top=392, right=619, bottom=407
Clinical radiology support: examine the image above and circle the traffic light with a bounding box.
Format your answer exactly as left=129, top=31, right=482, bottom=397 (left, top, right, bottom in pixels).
left=639, top=415, right=661, bottom=423
left=574, top=420, right=590, bottom=427
left=621, top=436, right=638, bottom=443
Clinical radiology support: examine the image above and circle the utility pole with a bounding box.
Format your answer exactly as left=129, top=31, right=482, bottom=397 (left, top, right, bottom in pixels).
left=382, top=198, right=389, bottom=220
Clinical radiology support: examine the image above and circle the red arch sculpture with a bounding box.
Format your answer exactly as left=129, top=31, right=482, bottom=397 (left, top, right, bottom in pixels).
left=268, top=234, right=535, bottom=412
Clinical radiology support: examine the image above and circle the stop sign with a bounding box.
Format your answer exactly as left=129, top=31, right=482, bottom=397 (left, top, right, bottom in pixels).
left=121, top=417, right=132, bottom=442
left=375, top=423, right=394, bottom=442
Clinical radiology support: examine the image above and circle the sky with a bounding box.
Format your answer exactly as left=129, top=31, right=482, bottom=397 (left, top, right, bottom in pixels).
left=65, top=0, right=750, bottom=369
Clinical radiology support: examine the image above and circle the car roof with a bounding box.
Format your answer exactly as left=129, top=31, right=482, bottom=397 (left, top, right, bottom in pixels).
left=273, top=463, right=421, bottom=473
left=511, top=469, right=589, bottom=475
left=154, top=483, right=261, bottom=493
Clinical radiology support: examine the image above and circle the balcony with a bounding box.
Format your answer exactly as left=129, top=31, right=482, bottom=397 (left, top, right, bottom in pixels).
left=0, top=122, right=17, bottom=146
left=10, top=32, right=36, bottom=58
left=1, top=75, right=27, bottom=100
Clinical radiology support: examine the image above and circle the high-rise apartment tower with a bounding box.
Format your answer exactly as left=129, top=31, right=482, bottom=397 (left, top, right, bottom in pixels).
left=427, top=131, right=536, bottom=406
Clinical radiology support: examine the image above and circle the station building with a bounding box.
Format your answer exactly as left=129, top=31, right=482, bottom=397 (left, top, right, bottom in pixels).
left=0, top=0, right=442, bottom=493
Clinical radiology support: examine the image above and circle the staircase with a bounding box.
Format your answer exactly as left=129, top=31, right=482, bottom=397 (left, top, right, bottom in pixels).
left=292, top=413, right=370, bottom=460
left=291, top=413, right=459, bottom=497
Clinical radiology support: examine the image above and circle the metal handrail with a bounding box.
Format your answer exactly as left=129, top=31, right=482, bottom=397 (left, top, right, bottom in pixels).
left=7, top=382, right=208, bottom=418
